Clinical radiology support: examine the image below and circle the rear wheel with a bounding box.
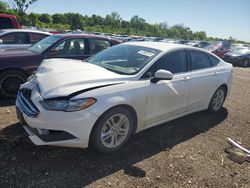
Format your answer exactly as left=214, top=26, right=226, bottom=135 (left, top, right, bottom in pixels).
left=91, top=107, right=134, bottom=153
left=242, top=59, right=249, bottom=67
left=208, top=87, right=226, bottom=113
left=0, top=70, right=28, bottom=99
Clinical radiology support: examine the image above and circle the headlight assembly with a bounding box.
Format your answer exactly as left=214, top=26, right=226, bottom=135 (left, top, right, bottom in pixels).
left=40, top=98, right=96, bottom=112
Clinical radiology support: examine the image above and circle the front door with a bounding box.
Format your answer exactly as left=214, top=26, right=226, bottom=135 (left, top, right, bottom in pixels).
left=143, top=50, right=190, bottom=127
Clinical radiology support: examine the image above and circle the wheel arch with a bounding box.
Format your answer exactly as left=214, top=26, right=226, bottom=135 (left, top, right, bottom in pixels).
left=0, top=67, right=29, bottom=76
left=89, top=104, right=138, bottom=142
left=219, top=84, right=228, bottom=96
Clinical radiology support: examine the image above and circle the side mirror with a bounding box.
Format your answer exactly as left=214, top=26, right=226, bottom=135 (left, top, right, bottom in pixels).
left=151, top=70, right=173, bottom=83
left=47, top=49, right=59, bottom=57
left=0, top=39, right=3, bottom=44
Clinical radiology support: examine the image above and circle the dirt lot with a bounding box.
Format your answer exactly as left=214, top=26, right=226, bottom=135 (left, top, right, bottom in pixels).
left=0, top=67, right=249, bottom=188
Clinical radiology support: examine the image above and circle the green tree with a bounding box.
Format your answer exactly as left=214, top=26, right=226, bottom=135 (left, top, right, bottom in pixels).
left=130, top=15, right=146, bottom=31
left=52, top=13, right=66, bottom=24
left=8, top=0, right=38, bottom=14
left=64, top=13, right=83, bottom=30
left=105, top=12, right=122, bottom=27
left=28, top=12, right=39, bottom=26
left=0, top=1, right=9, bottom=12
left=194, top=31, right=207, bottom=40
left=38, top=13, right=52, bottom=24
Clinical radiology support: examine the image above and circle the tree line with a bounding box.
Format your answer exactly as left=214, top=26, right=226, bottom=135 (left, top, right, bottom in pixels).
left=0, top=0, right=246, bottom=43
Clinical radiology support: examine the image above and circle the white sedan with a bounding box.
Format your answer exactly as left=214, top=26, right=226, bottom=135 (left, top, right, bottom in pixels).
left=16, top=42, right=233, bottom=153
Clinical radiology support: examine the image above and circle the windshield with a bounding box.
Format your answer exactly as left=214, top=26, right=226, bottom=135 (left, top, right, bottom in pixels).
left=87, top=44, right=161, bottom=75
left=29, top=35, right=62, bottom=53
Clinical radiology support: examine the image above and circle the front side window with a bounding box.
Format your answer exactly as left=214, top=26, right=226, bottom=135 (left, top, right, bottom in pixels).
left=87, top=44, right=161, bottom=75
left=89, top=39, right=112, bottom=55
left=53, top=38, right=87, bottom=56
left=0, top=32, right=30, bottom=44
left=155, top=50, right=187, bottom=74
left=29, top=35, right=62, bottom=53
left=190, top=50, right=212, bottom=70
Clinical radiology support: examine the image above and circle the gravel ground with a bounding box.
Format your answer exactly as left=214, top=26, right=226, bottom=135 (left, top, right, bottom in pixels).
left=0, top=67, right=249, bottom=188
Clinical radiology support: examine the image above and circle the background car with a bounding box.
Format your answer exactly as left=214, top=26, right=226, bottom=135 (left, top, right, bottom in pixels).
left=16, top=42, right=233, bottom=153
left=0, top=14, right=20, bottom=29
left=0, top=34, right=120, bottom=98
left=223, top=47, right=250, bottom=67
left=193, top=41, right=211, bottom=48
left=206, top=41, right=231, bottom=58
left=0, top=29, right=51, bottom=51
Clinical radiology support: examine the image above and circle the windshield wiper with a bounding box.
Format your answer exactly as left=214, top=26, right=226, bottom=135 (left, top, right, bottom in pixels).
left=100, top=65, right=128, bottom=75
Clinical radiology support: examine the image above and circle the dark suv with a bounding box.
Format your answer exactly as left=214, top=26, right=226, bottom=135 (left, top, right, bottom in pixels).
left=0, top=34, right=120, bottom=98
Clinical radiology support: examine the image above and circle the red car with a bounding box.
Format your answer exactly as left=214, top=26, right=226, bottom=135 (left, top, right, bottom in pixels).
left=0, top=14, right=20, bottom=29
left=206, top=42, right=231, bottom=58
left=0, top=34, right=120, bottom=98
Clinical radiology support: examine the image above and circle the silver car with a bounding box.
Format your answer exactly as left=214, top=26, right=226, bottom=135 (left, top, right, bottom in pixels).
left=0, top=29, right=51, bottom=51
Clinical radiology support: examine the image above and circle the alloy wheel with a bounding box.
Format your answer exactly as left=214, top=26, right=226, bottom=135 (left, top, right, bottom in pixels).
left=211, top=89, right=225, bottom=111
left=101, top=114, right=130, bottom=148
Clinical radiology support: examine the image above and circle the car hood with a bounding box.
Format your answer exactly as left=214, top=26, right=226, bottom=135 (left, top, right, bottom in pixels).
left=34, top=58, right=131, bottom=99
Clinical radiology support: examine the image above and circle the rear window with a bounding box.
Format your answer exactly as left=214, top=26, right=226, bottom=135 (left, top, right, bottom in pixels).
left=89, top=39, right=112, bottom=55
left=190, top=50, right=213, bottom=70
left=0, top=18, right=13, bottom=29
left=209, top=54, right=220, bottom=66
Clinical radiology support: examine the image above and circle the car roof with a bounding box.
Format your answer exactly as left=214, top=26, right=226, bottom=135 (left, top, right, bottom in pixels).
left=54, top=33, right=116, bottom=40
left=123, top=41, right=214, bottom=53
left=124, top=41, right=194, bottom=51
left=0, top=29, right=51, bottom=35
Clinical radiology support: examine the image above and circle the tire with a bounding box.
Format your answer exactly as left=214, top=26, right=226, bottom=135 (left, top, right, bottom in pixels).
left=242, top=59, right=249, bottom=67
left=208, top=86, right=226, bottom=113
left=91, top=107, right=134, bottom=153
left=0, top=70, right=28, bottom=99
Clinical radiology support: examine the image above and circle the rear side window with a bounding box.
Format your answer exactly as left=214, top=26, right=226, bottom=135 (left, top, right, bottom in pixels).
left=208, top=54, right=220, bottom=66
left=89, top=39, right=111, bottom=55
left=190, top=50, right=212, bottom=70
left=0, top=18, right=13, bottom=29
left=29, top=33, right=48, bottom=44
left=155, top=50, right=187, bottom=74
left=53, top=38, right=88, bottom=56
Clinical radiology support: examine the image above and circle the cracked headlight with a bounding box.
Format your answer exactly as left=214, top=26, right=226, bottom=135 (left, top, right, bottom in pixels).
left=40, top=98, right=96, bottom=112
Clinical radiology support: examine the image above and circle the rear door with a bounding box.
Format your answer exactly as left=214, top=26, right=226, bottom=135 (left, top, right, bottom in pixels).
left=186, top=50, right=219, bottom=111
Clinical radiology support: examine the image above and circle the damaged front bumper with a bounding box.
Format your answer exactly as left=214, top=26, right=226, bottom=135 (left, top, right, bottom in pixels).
left=15, top=82, right=99, bottom=148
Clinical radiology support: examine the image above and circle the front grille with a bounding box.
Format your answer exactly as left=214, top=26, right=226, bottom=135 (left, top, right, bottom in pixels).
left=17, top=88, right=39, bottom=117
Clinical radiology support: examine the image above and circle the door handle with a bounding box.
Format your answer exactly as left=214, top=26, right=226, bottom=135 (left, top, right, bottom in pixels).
left=180, top=76, right=190, bottom=81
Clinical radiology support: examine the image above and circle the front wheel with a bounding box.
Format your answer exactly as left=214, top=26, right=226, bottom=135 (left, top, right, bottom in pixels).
left=208, top=87, right=226, bottom=113
left=0, top=70, right=28, bottom=99
left=91, top=107, right=134, bottom=153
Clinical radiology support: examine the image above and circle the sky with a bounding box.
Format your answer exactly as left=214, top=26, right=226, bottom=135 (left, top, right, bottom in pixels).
left=6, top=0, right=250, bottom=41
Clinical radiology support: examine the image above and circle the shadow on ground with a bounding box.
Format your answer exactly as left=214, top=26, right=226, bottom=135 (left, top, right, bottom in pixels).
left=0, top=108, right=228, bottom=187
left=0, top=99, right=15, bottom=107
